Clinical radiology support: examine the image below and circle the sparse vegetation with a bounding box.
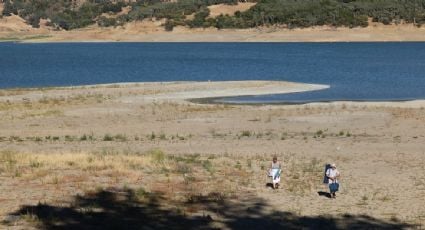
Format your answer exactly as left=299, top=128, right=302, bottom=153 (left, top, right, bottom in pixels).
left=159, top=133, right=167, bottom=140
left=147, top=148, right=166, bottom=164
left=1, top=147, right=401, bottom=224
left=149, top=132, right=156, bottom=141
left=113, top=134, right=127, bottom=142
left=103, top=134, right=114, bottom=141
left=240, top=130, right=252, bottom=137
left=358, top=195, right=369, bottom=205
left=65, top=135, right=76, bottom=142
left=313, top=129, right=326, bottom=138
left=202, top=159, right=214, bottom=173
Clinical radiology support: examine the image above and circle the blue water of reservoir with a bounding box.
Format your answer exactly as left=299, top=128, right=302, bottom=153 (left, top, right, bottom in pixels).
left=1, top=42, right=424, bottom=103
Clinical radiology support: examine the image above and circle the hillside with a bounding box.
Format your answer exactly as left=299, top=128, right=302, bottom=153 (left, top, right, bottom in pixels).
left=2, top=0, right=425, bottom=31
left=1, top=0, right=425, bottom=42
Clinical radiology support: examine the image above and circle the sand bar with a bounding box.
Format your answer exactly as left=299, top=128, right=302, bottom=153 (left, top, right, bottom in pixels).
left=118, top=81, right=329, bottom=103
left=2, top=81, right=424, bottom=108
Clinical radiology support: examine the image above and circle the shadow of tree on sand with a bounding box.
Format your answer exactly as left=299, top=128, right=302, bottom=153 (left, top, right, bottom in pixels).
left=5, top=187, right=417, bottom=230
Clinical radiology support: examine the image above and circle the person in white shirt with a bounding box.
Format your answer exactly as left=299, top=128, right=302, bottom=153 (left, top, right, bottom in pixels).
left=268, top=156, right=281, bottom=189
left=325, top=163, right=340, bottom=198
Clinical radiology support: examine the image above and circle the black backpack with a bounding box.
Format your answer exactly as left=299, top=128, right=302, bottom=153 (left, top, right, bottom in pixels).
left=323, top=164, right=331, bottom=184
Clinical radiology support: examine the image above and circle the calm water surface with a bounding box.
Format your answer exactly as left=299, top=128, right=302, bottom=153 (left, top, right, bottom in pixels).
left=1, top=42, right=424, bottom=103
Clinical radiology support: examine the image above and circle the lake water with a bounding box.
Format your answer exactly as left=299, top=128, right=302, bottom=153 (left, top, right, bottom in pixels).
left=1, top=42, right=424, bottom=104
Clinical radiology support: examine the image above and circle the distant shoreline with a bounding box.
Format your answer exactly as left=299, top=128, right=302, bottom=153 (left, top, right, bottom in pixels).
left=15, top=26, right=425, bottom=43
left=2, top=19, right=425, bottom=43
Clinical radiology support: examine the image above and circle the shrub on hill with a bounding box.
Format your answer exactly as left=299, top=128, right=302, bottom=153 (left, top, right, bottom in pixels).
left=2, top=0, right=425, bottom=30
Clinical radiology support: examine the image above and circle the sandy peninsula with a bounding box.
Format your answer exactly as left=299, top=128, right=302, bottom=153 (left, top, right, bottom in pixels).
left=0, top=80, right=424, bottom=229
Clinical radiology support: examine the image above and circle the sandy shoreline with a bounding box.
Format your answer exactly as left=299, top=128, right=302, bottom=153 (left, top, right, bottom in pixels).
left=11, top=26, right=425, bottom=43
left=1, top=80, right=424, bottom=107
left=2, top=13, right=425, bottom=42
left=0, top=81, right=329, bottom=103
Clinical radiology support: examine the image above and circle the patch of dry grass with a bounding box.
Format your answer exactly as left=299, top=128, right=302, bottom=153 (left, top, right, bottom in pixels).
left=0, top=146, right=423, bottom=228
left=0, top=93, right=111, bottom=113
left=0, top=149, right=326, bottom=200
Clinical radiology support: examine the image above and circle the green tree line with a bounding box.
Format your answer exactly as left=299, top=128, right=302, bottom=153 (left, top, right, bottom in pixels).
left=2, top=0, right=425, bottom=30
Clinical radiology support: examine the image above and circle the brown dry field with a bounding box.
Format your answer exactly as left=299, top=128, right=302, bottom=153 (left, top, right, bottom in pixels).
left=0, top=81, right=424, bottom=229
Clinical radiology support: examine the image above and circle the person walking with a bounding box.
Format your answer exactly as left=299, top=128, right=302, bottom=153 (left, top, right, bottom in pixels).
left=268, top=156, right=281, bottom=189
left=326, top=163, right=340, bottom=198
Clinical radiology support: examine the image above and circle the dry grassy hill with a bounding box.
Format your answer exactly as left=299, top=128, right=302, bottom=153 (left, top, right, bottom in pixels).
left=0, top=14, right=33, bottom=33
left=208, top=2, right=256, bottom=17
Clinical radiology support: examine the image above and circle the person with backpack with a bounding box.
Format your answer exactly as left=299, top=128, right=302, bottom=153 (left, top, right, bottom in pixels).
left=325, top=163, right=340, bottom=198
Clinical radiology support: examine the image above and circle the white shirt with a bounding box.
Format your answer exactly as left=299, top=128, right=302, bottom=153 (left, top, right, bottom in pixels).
left=326, top=168, right=340, bottom=184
